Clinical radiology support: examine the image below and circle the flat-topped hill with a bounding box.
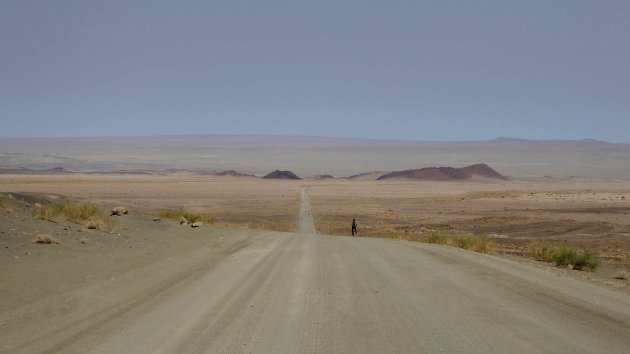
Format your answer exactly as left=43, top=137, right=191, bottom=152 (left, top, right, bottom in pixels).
left=347, top=171, right=389, bottom=180
left=214, top=170, right=253, bottom=177
left=315, top=174, right=335, bottom=179
left=377, top=163, right=507, bottom=181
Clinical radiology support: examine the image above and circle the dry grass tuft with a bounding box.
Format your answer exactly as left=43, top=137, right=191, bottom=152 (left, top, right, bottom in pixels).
left=85, top=215, right=118, bottom=233
left=158, top=209, right=217, bottom=225
left=424, top=231, right=449, bottom=245
left=470, top=234, right=495, bottom=253
left=101, top=217, right=118, bottom=233
left=613, top=270, right=629, bottom=280
left=58, top=200, right=99, bottom=221
left=34, top=234, right=60, bottom=244
left=423, top=231, right=495, bottom=254
left=528, top=241, right=558, bottom=263
left=35, top=199, right=99, bottom=222
left=35, top=205, right=57, bottom=221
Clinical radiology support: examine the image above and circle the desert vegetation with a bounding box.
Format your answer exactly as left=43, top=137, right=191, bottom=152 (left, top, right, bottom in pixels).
left=309, top=183, right=630, bottom=274
left=35, top=199, right=99, bottom=222
left=527, top=241, right=558, bottom=263
left=34, top=234, right=60, bottom=244
left=86, top=216, right=118, bottom=233
left=34, top=199, right=117, bottom=232
left=528, top=241, right=601, bottom=271
left=318, top=221, right=497, bottom=254
left=423, top=231, right=495, bottom=253
left=555, top=247, right=600, bottom=271
left=157, top=209, right=217, bottom=224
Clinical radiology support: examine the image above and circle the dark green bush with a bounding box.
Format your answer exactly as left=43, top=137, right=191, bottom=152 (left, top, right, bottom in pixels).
left=573, top=250, right=601, bottom=271
left=553, top=246, right=577, bottom=267
left=553, top=246, right=600, bottom=271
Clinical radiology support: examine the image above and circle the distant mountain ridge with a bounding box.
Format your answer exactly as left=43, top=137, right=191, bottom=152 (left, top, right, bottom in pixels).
left=3, top=134, right=630, bottom=179
left=377, top=163, right=507, bottom=181
left=493, top=137, right=615, bottom=146
left=214, top=170, right=254, bottom=177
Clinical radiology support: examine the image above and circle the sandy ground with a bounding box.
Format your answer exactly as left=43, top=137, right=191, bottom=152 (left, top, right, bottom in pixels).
left=307, top=179, right=630, bottom=266
left=0, top=175, right=301, bottom=231
left=1, top=174, right=629, bottom=274
left=1, top=186, right=630, bottom=353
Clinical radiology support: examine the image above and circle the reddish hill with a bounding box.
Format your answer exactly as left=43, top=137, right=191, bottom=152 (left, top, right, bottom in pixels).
left=377, top=164, right=507, bottom=181
left=262, top=170, right=302, bottom=180
left=458, top=163, right=508, bottom=180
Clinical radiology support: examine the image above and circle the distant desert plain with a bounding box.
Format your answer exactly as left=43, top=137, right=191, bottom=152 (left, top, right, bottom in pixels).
left=2, top=135, right=630, bottom=352
left=2, top=135, right=630, bottom=258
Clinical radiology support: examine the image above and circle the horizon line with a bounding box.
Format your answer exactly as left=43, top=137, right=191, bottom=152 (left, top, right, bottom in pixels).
left=0, top=133, right=627, bottom=145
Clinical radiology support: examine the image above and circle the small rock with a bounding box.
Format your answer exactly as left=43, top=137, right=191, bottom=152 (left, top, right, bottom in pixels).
left=153, top=217, right=161, bottom=221
left=24, top=251, right=31, bottom=256
left=191, top=222, right=203, bottom=228
left=34, top=203, right=42, bottom=208
left=87, top=223, right=99, bottom=230
left=179, top=217, right=188, bottom=225
left=110, top=206, right=129, bottom=216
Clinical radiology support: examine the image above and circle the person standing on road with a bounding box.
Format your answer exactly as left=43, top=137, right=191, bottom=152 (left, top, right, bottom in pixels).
left=352, top=219, right=357, bottom=236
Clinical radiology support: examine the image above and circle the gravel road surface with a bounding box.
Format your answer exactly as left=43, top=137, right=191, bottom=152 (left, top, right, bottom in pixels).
left=2, top=188, right=630, bottom=353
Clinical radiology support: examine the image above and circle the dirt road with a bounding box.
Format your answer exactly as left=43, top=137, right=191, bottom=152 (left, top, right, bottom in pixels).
left=2, top=189, right=630, bottom=353
left=299, top=186, right=316, bottom=235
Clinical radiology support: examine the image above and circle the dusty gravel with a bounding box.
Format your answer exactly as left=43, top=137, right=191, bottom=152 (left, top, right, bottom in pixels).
left=1, top=189, right=630, bottom=353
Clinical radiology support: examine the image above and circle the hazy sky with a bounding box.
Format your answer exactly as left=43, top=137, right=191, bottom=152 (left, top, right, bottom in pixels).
left=1, top=1, right=629, bottom=141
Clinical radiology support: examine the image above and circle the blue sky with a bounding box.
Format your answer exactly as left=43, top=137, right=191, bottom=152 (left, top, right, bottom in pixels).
left=1, top=0, right=629, bottom=141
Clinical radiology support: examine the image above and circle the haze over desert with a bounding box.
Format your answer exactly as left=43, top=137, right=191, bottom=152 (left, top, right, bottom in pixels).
left=2, top=1, right=630, bottom=352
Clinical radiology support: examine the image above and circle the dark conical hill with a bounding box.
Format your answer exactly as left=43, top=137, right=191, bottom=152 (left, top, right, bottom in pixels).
left=262, top=170, right=302, bottom=180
